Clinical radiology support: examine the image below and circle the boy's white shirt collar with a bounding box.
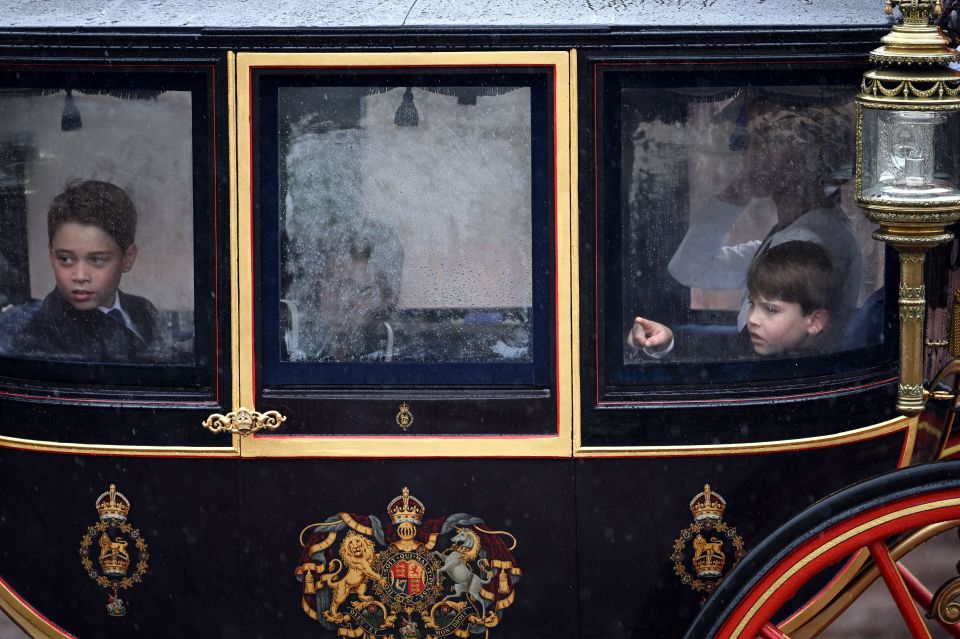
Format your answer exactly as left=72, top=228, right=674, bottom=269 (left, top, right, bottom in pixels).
left=98, top=291, right=142, bottom=339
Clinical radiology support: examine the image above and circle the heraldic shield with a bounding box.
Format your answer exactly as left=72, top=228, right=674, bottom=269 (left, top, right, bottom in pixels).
left=296, top=487, right=521, bottom=638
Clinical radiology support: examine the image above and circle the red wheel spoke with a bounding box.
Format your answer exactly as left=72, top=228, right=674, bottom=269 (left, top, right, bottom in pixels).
left=897, top=561, right=960, bottom=639
left=757, top=622, right=790, bottom=638
left=868, top=540, right=933, bottom=639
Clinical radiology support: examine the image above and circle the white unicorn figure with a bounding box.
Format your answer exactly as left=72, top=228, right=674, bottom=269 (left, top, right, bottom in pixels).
left=436, top=527, right=493, bottom=617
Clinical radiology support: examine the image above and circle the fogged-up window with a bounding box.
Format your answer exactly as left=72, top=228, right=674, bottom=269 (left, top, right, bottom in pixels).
left=257, top=72, right=554, bottom=387
left=599, top=75, right=889, bottom=387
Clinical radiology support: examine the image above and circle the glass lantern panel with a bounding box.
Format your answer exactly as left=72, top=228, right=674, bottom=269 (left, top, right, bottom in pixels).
left=860, top=107, right=960, bottom=204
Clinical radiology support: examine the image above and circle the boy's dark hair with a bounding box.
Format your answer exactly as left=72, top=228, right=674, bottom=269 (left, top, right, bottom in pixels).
left=747, top=240, right=838, bottom=315
left=47, top=180, right=137, bottom=250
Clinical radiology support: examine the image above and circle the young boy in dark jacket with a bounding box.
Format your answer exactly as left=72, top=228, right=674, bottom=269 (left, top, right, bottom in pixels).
left=15, top=180, right=166, bottom=363
left=629, top=241, right=840, bottom=359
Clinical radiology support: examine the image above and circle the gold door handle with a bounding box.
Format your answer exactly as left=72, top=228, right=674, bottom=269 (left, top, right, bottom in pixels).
left=202, top=407, right=286, bottom=436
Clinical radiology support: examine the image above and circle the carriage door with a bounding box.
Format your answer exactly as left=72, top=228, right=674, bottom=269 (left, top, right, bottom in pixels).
left=224, top=51, right=579, bottom=636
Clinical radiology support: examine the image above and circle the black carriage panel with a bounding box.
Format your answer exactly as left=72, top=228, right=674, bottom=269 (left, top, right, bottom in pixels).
left=0, top=61, right=231, bottom=447
left=579, top=56, right=900, bottom=448
left=0, top=445, right=244, bottom=636
left=240, top=53, right=572, bottom=450
left=576, top=427, right=909, bottom=638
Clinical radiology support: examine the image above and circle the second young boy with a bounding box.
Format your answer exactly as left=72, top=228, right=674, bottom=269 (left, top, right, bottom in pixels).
left=628, top=241, right=841, bottom=359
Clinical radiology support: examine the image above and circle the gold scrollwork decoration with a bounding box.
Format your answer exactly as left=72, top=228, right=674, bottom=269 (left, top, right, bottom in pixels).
left=930, top=576, right=960, bottom=624
left=202, top=407, right=286, bottom=436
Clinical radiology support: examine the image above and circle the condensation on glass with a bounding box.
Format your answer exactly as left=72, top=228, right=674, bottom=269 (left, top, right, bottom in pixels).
left=278, top=86, right=533, bottom=365
left=621, top=86, right=884, bottom=364
left=0, top=89, right=194, bottom=364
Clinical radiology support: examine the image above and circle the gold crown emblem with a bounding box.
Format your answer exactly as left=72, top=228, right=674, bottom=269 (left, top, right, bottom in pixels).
left=96, top=484, right=131, bottom=522
left=689, top=484, right=726, bottom=522
left=387, top=487, right=425, bottom=525
left=692, top=534, right=726, bottom=578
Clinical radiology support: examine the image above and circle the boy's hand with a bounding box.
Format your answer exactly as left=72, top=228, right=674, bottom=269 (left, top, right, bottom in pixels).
left=626, top=316, right=674, bottom=356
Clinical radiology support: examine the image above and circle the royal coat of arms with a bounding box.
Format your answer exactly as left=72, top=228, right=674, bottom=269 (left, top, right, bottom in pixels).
left=297, top=487, right=521, bottom=638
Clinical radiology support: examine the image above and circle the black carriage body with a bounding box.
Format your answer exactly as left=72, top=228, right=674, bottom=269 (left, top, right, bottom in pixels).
left=0, top=2, right=929, bottom=638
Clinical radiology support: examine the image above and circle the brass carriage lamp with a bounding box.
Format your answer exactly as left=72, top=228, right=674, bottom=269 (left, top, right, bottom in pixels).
left=856, top=0, right=960, bottom=414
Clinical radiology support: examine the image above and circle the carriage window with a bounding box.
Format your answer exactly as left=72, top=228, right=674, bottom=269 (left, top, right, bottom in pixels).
left=0, top=70, right=215, bottom=388
left=279, top=85, right=533, bottom=367
left=240, top=55, right=571, bottom=442
left=597, top=69, right=892, bottom=390
left=256, top=70, right=553, bottom=388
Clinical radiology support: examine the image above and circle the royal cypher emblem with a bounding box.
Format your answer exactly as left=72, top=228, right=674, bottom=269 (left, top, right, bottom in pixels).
left=297, top=487, right=521, bottom=638
left=79, top=484, right=149, bottom=616
left=396, top=403, right=414, bottom=431
left=672, top=484, right=745, bottom=593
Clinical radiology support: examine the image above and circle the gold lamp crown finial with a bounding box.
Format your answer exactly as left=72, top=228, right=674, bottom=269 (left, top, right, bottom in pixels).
left=885, top=0, right=942, bottom=20
left=873, top=0, right=958, bottom=63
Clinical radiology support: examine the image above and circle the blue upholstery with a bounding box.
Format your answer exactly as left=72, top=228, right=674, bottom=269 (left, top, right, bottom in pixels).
left=840, top=288, right=885, bottom=351
left=0, top=300, right=41, bottom=355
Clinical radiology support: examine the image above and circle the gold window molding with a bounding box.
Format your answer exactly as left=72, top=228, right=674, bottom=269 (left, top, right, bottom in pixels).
left=234, top=50, right=576, bottom=458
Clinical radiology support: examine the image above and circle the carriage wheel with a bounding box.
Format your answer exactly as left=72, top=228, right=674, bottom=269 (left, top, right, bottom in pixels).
left=683, top=461, right=960, bottom=639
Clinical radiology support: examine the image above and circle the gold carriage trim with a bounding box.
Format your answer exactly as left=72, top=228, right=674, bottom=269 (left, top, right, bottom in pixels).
left=338, top=513, right=375, bottom=537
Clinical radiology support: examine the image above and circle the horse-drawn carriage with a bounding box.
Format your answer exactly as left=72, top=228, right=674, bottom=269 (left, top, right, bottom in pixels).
left=0, top=1, right=958, bottom=637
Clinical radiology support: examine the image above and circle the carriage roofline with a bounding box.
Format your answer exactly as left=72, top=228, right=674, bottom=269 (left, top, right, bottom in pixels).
left=0, top=0, right=893, bottom=30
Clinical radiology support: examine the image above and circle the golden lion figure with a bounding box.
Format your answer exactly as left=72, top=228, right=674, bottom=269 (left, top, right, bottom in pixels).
left=693, top=535, right=725, bottom=564
left=321, top=532, right=384, bottom=622
left=98, top=533, right=130, bottom=564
